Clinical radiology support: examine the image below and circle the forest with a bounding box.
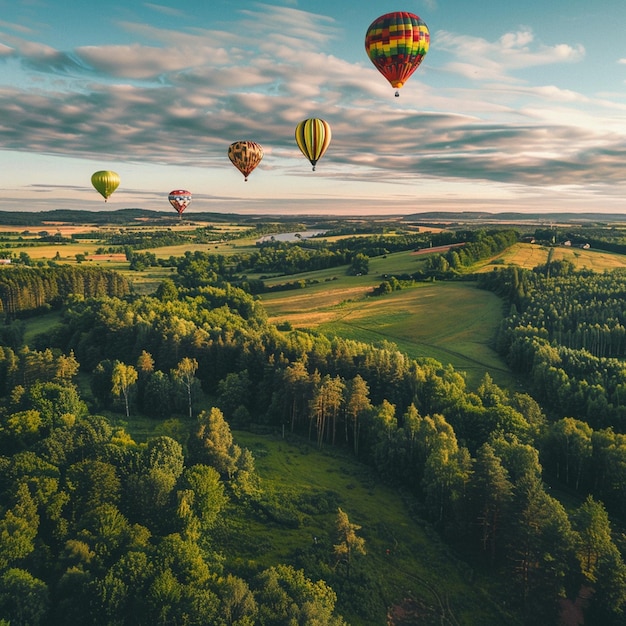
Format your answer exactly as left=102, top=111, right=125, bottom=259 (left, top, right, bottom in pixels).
left=1, top=221, right=626, bottom=624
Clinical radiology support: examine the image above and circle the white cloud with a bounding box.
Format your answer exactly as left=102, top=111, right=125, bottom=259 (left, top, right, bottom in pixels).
left=435, top=28, right=585, bottom=82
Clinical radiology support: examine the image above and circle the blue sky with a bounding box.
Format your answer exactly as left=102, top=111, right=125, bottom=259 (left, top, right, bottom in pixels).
left=0, top=0, right=625, bottom=216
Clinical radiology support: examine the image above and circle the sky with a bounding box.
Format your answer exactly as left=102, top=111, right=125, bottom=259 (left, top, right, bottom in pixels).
left=0, top=0, right=625, bottom=216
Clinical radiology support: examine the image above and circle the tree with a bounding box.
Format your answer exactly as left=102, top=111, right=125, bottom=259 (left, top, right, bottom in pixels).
left=217, top=370, right=251, bottom=421
left=507, top=474, right=577, bottom=622
left=145, top=436, right=185, bottom=480
left=218, top=574, right=257, bottom=625
left=544, top=417, right=592, bottom=491
left=136, top=350, right=155, bottom=412
left=25, top=381, right=87, bottom=429
left=573, top=496, right=626, bottom=623
left=111, top=361, right=138, bottom=418
left=310, top=374, right=345, bottom=448
left=178, top=464, right=228, bottom=533
left=477, top=372, right=509, bottom=407
left=0, top=568, right=49, bottom=626
left=469, top=443, right=513, bottom=566
left=349, top=253, right=369, bottom=275
left=173, top=357, right=199, bottom=418
left=77, top=503, right=134, bottom=566
left=0, top=483, right=39, bottom=570
left=156, top=278, right=179, bottom=302
left=54, top=350, right=80, bottom=383
left=422, top=419, right=470, bottom=527
left=0, top=409, right=43, bottom=449
left=94, top=550, right=153, bottom=624
left=333, top=507, right=366, bottom=580
left=66, top=459, right=121, bottom=519
left=136, top=350, right=155, bottom=375
left=144, top=370, right=174, bottom=419
left=344, top=374, right=372, bottom=455
left=195, top=408, right=241, bottom=479
left=281, top=360, right=312, bottom=435
left=255, top=564, right=345, bottom=625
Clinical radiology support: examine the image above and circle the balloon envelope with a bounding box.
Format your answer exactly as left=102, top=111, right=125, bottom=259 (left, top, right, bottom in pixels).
left=228, top=141, right=264, bottom=181
left=168, top=189, right=192, bottom=215
left=91, top=170, right=120, bottom=202
left=294, top=118, right=331, bottom=171
left=365, top=12, right=429, bottom=93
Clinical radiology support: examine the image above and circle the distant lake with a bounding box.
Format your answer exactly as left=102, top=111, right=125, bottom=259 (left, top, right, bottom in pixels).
left=257, top=230, right=326, bottom=243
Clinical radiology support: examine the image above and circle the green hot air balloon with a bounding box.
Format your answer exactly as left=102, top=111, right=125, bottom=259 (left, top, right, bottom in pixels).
left=91, top=170, right=120, bottom=202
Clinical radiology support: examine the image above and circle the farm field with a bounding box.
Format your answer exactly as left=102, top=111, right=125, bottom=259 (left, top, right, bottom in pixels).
left=262, top=276, right=511, bottom=389
left=476, top=242, right=626, bottom=272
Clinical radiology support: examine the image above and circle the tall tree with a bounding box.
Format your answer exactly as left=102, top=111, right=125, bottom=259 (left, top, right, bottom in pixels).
left=572, top=495, right=626, bottom=623
left=177, top=464, right=227, bottom=536
left=255, top=564, right=346, bottom=625
left=0, top=483, right=39, bottom=570
left=195, top=408, right=241, bottom=479
left=218, top=574, right=257, bottom=625
left=172, top=357, right=198, bottom=418
left=333, top=507, right=366, bottom=580
left=0, top=568, right=49, bottom=626
left=111, top=361, right=138, bottom=418
left=469, top=443, right=513, bottom=566
left=545, top=417, right=592, bottom=490
left=507, top=474, right=577, bottom=622
left=310, top=374, right=344, bottom=449
left=344, top=374, right=372, bottom=455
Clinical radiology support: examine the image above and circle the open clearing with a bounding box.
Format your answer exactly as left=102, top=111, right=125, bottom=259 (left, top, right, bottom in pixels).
left=232, top=431, right=510, bottom=625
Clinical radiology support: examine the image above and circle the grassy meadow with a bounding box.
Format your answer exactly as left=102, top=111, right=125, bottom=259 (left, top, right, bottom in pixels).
left=230, top=431, right=512, bottom=625
left=260, top=250, right=511, bottom=389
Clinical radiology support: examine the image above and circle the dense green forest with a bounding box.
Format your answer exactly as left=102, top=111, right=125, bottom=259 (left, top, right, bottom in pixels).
left=1, top=225, right=626, bottom=624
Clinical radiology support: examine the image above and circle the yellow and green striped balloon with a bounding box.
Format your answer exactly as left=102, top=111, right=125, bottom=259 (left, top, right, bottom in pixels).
left=295, top=118, right=332, bottom=171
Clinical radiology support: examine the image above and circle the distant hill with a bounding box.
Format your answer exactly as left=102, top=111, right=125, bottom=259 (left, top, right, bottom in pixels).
left=403, top=211, right=626, bottom=224
left=2, top=208, right=626, bottom=227
left=0, top=209, right=248, bottom=226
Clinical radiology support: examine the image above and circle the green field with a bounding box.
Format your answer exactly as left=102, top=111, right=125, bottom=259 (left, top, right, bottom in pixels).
left=231, top=431, right=512, bottom=625
left=260, top=251, right=511, bottom=389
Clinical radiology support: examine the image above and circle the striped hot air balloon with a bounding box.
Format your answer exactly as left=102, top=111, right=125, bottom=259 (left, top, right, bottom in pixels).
left=294, top=118, right=331, bottom=171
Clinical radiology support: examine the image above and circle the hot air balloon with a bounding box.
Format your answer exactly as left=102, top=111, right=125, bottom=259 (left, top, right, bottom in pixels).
left=295, top=118, right=331, bottom=171
left=168, top=189, right=192, bottom=218
left=365, top=12, right=430, bottom=96
left=91, top=170, right=120, bottom=202
left=228, top=141, right=264, bottom=181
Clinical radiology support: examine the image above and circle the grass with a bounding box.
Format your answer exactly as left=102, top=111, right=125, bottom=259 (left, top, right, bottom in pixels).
left=317, top=282, right=513, bottom=389
left=260, top=252, right=511, bottom=389
left=474, top=242, right=626, bottom=273
left=231, top=431, right=513, bottom=625
left=22, top=310, right=63, bottom=344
